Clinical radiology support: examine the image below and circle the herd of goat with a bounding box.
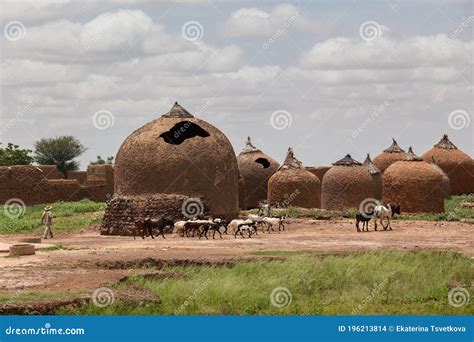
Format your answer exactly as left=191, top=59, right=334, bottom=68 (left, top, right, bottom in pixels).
left=133, top=203, right=401, bottom=240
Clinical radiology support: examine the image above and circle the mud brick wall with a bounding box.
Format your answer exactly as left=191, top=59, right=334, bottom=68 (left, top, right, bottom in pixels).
left=86, top=165, right=114, bottom=196
left=80, top=182, right=108, bottom=202
left=47, top=179, right=82, bottom=203
left=0, top=166, right=50, bottom=205
left=100, top=194, right=209, bottom=236
left=37, top=165, right=64, bottom=179
left=67, top=171, right=87, bottom=184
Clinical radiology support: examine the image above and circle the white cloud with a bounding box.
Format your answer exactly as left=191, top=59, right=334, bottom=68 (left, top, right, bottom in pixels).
left=223, top=4, right=318, bottom=37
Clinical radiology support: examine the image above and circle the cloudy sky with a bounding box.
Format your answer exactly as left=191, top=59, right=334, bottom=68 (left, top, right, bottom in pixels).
left=0, top=0, right=472, bottom=168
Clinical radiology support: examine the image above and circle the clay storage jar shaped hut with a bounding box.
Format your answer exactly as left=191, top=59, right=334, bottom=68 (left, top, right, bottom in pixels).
left=383, top=147, right=444, bottom=213
left=321, top=154, right=374, bottom=211
left=237, top=137, right=279, bottom=208
left=267, top=148, right=320, bottom=208
left=114, top=102, right=239, bottom=217
left=373, top=138, right=405, bottom=173
left=363, top=154, right=383, bottom=200
left=421, top=135, right=473, bottom=195
left=431, top=157, right=451, bottom=199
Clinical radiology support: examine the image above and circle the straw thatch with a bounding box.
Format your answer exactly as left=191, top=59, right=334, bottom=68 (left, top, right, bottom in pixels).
left=267, top=148, right=320, bottom=208
left=373, top=138, right=405, bottom=173
left=421, top=135, right=473, bottom=195
left=383, top=147, right=444, bottom=213
left=363, top=154, right=382, bottom=200
left=430, top=157, right=451, bottom=198
left=321, top=154, right=374, bottom=210
left=114, top=102, right=239, bottom=217
left=237, top=137, right=279, bottom=208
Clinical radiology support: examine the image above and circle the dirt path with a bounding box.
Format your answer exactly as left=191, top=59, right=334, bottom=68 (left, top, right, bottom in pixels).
left=0, top=219, right=472, bottom=296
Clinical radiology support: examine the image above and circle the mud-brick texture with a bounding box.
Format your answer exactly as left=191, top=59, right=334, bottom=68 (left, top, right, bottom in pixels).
left=100, top=194, right=210, bottom=236
left=37, top=165, right=64, bottom=179
left=67, top=171, right=88, bottom=184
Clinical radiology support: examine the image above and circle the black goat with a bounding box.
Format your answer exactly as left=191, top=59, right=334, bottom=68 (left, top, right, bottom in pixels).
left=134, top=217, right=174, bottom=239
left=199, top=222, right=223, bottom=239
left=355, top=210, right=374, bottom=232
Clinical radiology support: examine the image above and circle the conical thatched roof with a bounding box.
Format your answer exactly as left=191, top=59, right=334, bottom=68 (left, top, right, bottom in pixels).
left=279, top=147, right=304, bottom=170
left=114, top=102, right=239, bottom=218
left=403, top=146, right=423, bottom=161
left=384, top=146, right=444, bottom=213
left=373, top=138, right=406, bottom=173
left=237, top=137, right=279, bottom=209
left=321, top=153, right=374, bottom=210
left=421, top=134, right=473, bottom=195
left=333, top=154, right=362, bottom=166
left=162, top=101, right=194, bottom=118
left=268, top=148, right=320, bottom=208
left=363, top=154, right=380, bottom=174
left=383, top=138, right=405, bottom=153
left=434, top=134, right=457, bottom=150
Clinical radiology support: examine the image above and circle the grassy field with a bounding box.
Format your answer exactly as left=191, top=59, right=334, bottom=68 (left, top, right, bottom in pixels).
left=0, top=200, right=105, bottom=234
left=58, top=251, right=473, bottom=315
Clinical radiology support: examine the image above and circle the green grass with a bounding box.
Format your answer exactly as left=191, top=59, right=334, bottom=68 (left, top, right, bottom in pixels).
left=0, top=200, right=105, bottom=234
left=60, top=251, right=473, bottom=315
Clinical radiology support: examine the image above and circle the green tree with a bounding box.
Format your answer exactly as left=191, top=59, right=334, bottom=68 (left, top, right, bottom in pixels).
left=90, top=155, right=114, bottom=165
left=0, top=143, right=33, bottom=165
left=34, top=136, right=87, bottom=178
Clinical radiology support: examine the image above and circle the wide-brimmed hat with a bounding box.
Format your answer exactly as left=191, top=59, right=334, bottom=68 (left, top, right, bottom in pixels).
left=44, top=206, right=52, bottom=211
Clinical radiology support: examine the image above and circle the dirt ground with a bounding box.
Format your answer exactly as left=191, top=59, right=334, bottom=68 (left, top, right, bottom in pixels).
left=0, top=219, right=472, bottom=297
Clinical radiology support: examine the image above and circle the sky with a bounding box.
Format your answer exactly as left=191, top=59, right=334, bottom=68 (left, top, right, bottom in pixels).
left=0, top=0, right=472, bottom=168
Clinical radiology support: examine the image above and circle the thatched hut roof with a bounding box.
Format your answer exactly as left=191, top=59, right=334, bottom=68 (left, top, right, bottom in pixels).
left=431, top=156, right=451, bottom=198
left=267, top=148, right=320, bottom=208
left=384, top=147, right=444, bottom=213
left=421, top=134, right=473, bottom=195
left=237, top=137, right=279, bottom=209
left=373, top=138, right=405, bottom=173
left=363, top=154, right=382, bottom=200
left=114, top=102, right=239, bottom=217
left=321, top=154, right=374, bottom=210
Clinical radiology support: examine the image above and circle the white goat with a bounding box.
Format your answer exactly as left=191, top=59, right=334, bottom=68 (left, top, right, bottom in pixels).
left=262, top=216, right=287, bottom=233
left=373, top=205, right=393, bottom=231
left=228, top=219, right=252, bottom=234
left=234, top=222, right=257, bottom=238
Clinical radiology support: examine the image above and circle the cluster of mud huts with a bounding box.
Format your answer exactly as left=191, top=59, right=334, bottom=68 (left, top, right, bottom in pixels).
left=99, top=102, right=473, bottom=235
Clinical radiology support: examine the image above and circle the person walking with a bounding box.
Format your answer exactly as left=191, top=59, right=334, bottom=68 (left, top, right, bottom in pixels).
left=42, top=206, right=54, bottom=239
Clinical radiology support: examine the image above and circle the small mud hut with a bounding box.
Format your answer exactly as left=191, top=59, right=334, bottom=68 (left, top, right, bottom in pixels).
left=237, top=137, right=279, bottom=208
left=373, top=138, right=405, bottom=173
left=431, top=157, right=451, bottom=199
left=363, top=154, right=382, bottom=200
left=421, top=135, right=473, bottom=195
left=383, top=147, right=444, bottom=213
left=267, top=148, right=320, bottom=208
left=321, top=154, right=374, bottom=211
left=112, top=102, right=239, bottom=225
